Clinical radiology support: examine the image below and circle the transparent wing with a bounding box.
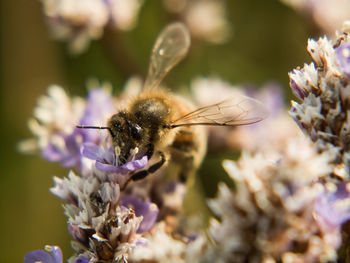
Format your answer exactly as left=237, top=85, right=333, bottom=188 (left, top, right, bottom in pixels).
left=170, top=96, right=269, bottom=128
left=144, top=22, right=191, bottom=90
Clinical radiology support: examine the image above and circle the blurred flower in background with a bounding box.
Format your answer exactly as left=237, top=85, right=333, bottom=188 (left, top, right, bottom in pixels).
left=38, top=0, right=230, bottom=54
left=39, top=0, right=144, bottom=53
left=162, top=0, right=231, bottom=44
left=281, top=0, right=350, bottom=35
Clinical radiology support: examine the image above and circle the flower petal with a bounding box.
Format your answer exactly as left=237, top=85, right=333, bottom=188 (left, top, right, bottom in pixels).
left=74, top=254, right=90, bottom=263
left=121, top=156, right=148, bottom=171
left=314, top=183, right=350, bottom=232
left=81, top=142, right=104, bottom=161
left=95, top=161, right=123, bottom=173
left=122, top=195, right=159, bottom=233
left=79, top=88, right=115, bottom=142
left=24, top=246, right=62, bottom=263
left=46, top=246, right=63, bottom=263
left=24, top=250, right=53, bottom=263
left=336, top=43, right=350, bottom=78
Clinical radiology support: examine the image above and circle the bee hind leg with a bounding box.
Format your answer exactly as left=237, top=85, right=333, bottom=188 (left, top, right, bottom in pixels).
left=121, top=151, right=166, bottom=190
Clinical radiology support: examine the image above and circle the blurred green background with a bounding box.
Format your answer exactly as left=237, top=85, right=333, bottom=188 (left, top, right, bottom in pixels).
left=0, top=1, right=317, bottom=262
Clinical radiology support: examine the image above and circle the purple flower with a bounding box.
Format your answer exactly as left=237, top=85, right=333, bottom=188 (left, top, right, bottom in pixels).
left=41, top=88, right=115, bottom=169
left=314, top=183, right=350, bottom=233
left=73, top=254, right=90, bottom=263
left=24, top=246, right=62, bottom=263
left=42, top=133, right=81, bottom=168
left=336, top=43, right=350, bottom=78
left=121, top=195, right=159, bottom=233
left=244, top=82, right=283, bottom=117
left=68, top=223, right=89, bottom=245
left=81, top=142, right=148, bottom=174
left=78, top=88, right=115, bottom=143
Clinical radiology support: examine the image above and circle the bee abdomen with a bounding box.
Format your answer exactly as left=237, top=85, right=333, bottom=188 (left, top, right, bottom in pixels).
left=171, top=130, right=196, bottom=152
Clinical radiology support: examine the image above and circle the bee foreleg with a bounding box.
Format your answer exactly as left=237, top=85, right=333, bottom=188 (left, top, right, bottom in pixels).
left=132, top=151, right=165, bottom=180
left=148, top=151, right=166, bottom=173
left=145, top=143, right=154, bottom=159
left=121, top=151, right=166, bottom=190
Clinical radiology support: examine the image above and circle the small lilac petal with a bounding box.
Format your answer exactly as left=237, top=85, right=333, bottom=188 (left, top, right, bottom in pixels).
left=68, top=223, right=88, bottom=245
left=314, top=183, right=350, bottom=232
left=135, top=237, right=149, bottom=246
left=245, top=82, right=284, bottom=114
left=81, top=143, right=104, bottom=161
left=95, top=161, right=124, bottom=173
left=42, top=144, right=64, bottom=162
left=74, top=255, right=90, bottom=263
left=290, top=78, right=307, bottom=100
left=261, top=83, right=284, bottom=114
left=41, top=134, right=82, bottom=168
left=122, top=195, right=159, bottom=233
left=101, top=146, right=115, bottom=164
left=79, top=88, right=115, bottom=143
left=61, top=155, right=80, bottom=168
left=46, top=246, right=63, bottom=263
left=336, top=43, right=350, bottom=78
left=138, top=203, right=158, bottom=233
left=65, top=134, right=80, bottom=153
left=80, top=88, right=115, bottom=125
left=24, top=246, right=62, bottom=263
left=24, top=250, right=53, bottom=263
left=94, top=155, right=147, bottom=174
left=120, top=156, right=148, bottom=171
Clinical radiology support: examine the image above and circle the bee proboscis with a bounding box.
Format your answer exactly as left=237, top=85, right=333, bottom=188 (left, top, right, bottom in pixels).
left=77, top=22, right=268, bottom=188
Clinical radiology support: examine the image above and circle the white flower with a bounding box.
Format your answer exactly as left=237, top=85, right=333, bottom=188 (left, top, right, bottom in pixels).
left=40, top=0, right=144, bottom=53
left=203, top=137, right=338, bottom=263
left=289, top=21, right=350, bottom=180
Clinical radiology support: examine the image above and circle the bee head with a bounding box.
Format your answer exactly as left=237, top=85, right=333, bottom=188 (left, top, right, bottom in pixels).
left=107, top=112, right=144, bottom=165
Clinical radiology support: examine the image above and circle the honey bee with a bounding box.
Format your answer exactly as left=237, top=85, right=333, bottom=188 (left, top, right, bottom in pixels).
left=77, top=22, right=268, bottom=187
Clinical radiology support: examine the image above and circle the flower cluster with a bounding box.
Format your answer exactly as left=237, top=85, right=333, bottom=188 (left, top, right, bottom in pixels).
left=52, top=169, right=154, bottom=262
left=22, top=82, right=198, bottom=262
left=39, top=0, right=144, bottom=53
left=202, top=138, right=340, bottom=263
left=20, top=82, right=115, bottom=169
left=190, top=21, right=350, bottom=263
left=289, top=20, right=350, bottom=181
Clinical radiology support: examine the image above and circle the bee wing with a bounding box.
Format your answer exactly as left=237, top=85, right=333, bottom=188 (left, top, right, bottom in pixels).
left=170, top=96, right=269, bottom=128
left=144, top=22, right=191, bottom=90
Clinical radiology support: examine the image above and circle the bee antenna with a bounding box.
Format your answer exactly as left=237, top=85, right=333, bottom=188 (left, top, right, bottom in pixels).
left=76, top=125, right=111, bottom=131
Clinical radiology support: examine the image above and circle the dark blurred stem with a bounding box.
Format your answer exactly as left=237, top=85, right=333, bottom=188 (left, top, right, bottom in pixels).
left=102, top=27, right=144, bottom=78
